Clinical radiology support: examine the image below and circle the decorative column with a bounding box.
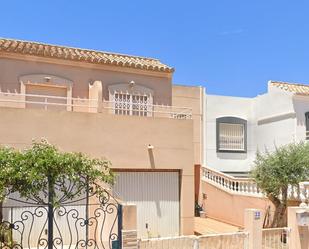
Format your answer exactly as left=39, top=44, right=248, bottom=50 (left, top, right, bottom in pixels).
left=88, top=81, right=102, bottom=113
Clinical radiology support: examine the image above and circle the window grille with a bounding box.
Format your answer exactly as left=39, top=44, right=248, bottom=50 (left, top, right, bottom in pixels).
left=218, top=123, right=245, bottom=151
left=216, top=117, right=247, bottom=153
left=114, top=93, right=150, bottom=116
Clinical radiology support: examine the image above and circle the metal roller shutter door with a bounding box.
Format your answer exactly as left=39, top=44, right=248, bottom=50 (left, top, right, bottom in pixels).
left=113, top=171, right=180, bottom=239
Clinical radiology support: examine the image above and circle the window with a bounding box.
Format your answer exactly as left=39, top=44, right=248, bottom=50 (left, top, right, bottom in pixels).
left=305, top=112, right=309, bottom=140
left=109, top=83, right=153, bottom=117
left=19, top=74, right=73, bottom=111
left=114, top=93, right=149, bottom=116
left=216, top=117, right=247, bottom=153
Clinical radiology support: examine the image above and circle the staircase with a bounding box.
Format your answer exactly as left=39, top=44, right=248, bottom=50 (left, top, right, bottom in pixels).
left=202, top=166, right=308, bottom=201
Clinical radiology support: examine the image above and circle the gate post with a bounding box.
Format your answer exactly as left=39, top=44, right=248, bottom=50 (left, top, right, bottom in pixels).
left=287, top=206, right=309, bottom=249
left=47, top=175, right=55, bottom=249
left=121, top=203, right=138, bottom=249
left=244, top=209, right=263, bottom=249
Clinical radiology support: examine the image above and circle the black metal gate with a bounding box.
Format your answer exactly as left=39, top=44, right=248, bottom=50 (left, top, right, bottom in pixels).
left=0, top=178, right=122, bottom=249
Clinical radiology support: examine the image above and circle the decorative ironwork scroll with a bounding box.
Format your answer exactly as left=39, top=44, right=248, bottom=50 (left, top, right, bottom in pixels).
left=0, top=177, right=121, bottom=249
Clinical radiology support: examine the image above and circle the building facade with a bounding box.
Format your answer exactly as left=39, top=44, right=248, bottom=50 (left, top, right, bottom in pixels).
left=205, top=81, right=309, bottom=176
left=0, top=38, right=204, bottom=238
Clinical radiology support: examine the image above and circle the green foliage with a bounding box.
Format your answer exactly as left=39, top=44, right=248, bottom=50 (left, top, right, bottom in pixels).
left=251, top=142, right=309, bottom=227
left=0, top=225, right=14, bottom=247
left=195, top=201, right=203, bottom=216
left=0, top=139, right=115, bottom=205
left=252, top=142, right=309, bottom=198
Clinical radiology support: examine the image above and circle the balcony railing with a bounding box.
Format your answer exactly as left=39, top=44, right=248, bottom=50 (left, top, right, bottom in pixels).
left=202, top=166, right=309, bottom=201
left=0, top=92, right=192, bottom=119
left=202, top=167, right=263, bottom=197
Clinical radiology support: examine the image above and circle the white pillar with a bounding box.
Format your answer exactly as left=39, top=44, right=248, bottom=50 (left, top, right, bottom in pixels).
left=244, top=209, right=263, bottom=249
left=288, top=207, right=309, bottom=249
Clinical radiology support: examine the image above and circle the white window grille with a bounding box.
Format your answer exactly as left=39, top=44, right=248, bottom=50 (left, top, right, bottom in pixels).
left=114, top=93, right=149, bottom=116
left=132, top=94, right=148, bottom=116
left=108, top=83, right=153, bottom=117
left=218, top=123, right=245, bottom=151
left=114, top=93, right=131, bottom=115
left=112, top=92, right=152, bottom=116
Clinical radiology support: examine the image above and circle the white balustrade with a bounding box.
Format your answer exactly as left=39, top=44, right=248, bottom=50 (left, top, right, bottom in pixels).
left=0, top=92, right=192, bottom=119
left=202, top=166, right=308, bottom=201
left=202, top=166, right=263, bottom=197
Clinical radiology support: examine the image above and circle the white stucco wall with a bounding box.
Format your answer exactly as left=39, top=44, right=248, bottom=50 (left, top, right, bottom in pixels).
left=255, top=86, right=296, bottom=152
left=293, top=95, right=309, bottom=142
left=205, top=95, right=256, bottom=173
left=205, top=83, right=309, bottom=174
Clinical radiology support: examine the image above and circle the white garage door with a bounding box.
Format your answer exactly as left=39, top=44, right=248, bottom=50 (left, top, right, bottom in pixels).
left=113, top=171, right=180, bottom=239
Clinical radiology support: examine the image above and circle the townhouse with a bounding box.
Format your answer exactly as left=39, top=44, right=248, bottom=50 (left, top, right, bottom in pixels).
left=205, top=81, right=309, bottom=177
left=0, top=38, right=204, bottom=238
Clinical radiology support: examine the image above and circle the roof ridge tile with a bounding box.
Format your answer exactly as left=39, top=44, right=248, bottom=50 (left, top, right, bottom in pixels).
left=0, top=38, right=174, bottom=73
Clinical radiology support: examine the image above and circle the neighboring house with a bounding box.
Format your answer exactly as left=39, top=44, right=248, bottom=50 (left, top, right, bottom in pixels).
left=0, top=38, right=204, bottom=238
left=205, top=80, right=309, bottom=177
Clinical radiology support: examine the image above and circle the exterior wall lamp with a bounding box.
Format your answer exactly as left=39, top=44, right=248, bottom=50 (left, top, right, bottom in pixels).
left=147, top=144, right=154, bottom=150
left=129, top=80, right=135, bottom=88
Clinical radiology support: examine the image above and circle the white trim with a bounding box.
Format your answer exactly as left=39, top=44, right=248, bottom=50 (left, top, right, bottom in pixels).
left=257, top=112, right=296, bottom=125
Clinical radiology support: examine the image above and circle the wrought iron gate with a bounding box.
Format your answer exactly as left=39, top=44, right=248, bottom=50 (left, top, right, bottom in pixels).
left=0, top=179, right=122, bottom=249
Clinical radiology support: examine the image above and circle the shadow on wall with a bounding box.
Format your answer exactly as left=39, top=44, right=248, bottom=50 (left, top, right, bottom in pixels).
left=217, top=153, right=248, bottom=160
left=201, top=181, right=273, bottom=227
left=293, top=98, right=308, bottom=127
left=148, top=147, right=155, bottom=169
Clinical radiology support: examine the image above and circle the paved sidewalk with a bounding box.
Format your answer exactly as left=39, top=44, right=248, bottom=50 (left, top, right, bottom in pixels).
left=194, top=217, right=242, bottom=235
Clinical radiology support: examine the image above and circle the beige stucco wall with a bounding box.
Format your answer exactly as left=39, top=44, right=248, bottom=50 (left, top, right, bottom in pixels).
left=0, top=107, right=194, bottom=235
left=201, top=181, right=273, bottom=227
left=0, top=55, right=172, bottom=105
left=172, top=85, right=204, bottom=166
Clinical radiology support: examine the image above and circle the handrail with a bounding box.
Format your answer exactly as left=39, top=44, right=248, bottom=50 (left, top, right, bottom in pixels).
left=102, top=100, right=192, bottom=115
left=0, top=98, right=98, bottom=108
left=0, top=91, right=98, bottom=101
left=202, top=166, right=253, bottom=181
left=202, top=166, right=264, bottom=197
left=202, top=166, right=309, bottom=200
left=0, top=91, right=193, bottom=119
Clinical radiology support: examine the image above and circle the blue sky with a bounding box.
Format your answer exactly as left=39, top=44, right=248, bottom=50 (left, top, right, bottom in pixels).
left=1, top=0, right=309, bottom=97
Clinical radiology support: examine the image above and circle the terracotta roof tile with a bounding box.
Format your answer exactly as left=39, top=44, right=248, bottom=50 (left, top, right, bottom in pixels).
left=0, top=38, right=174, bottom=73
left=270, top=81, right=309, bottom=95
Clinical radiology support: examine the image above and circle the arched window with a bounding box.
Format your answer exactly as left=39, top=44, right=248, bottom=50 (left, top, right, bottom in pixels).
left=19, top=74, right=73, bottom=111
left=108, top=83, right=153, bottom=117
left=216, top=117, right=247, bottom=153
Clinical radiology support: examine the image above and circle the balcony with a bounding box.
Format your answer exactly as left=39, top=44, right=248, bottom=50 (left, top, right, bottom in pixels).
left=0, top=92, right=192, bottom=119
